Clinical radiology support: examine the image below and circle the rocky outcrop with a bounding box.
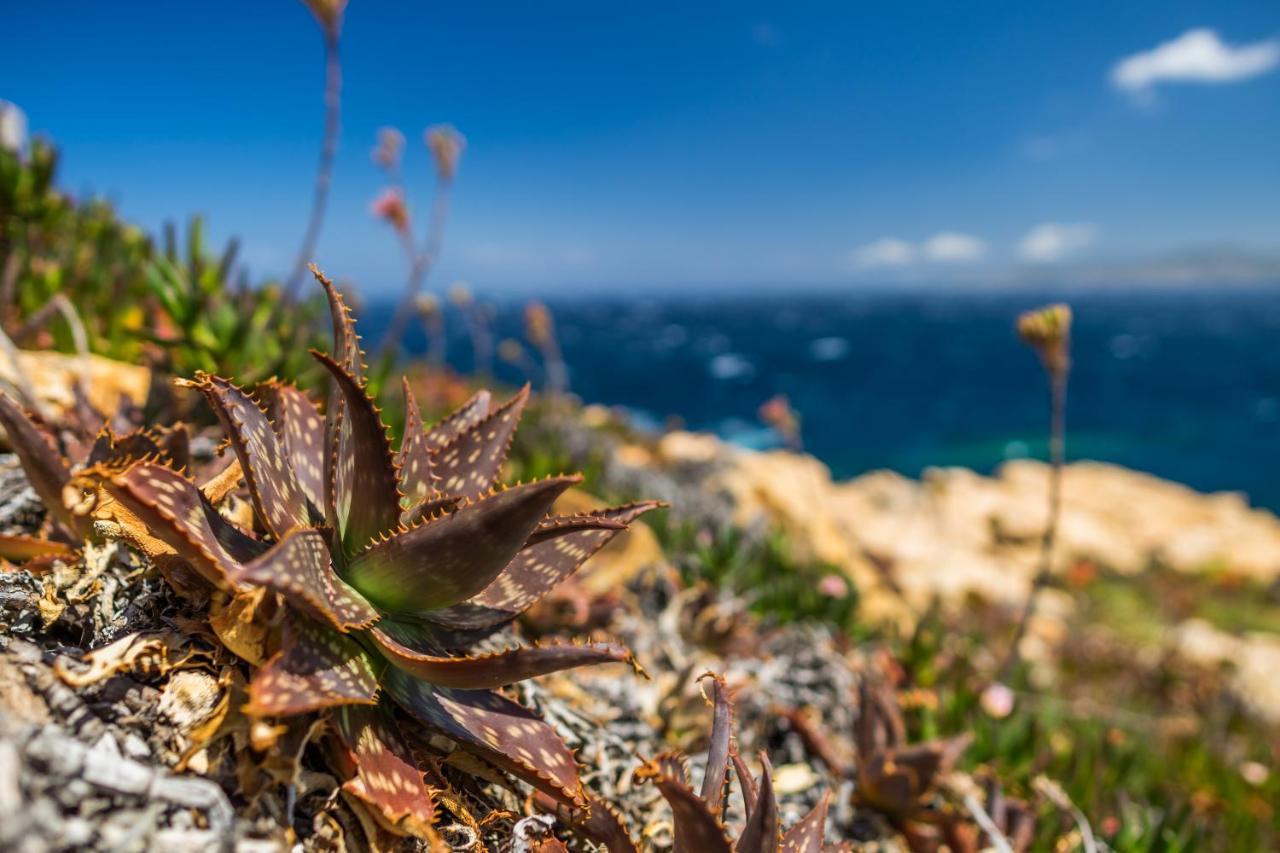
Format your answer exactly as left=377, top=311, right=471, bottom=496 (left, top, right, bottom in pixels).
left=646, top=431, right=1280, bottom=719
left=653, top=433, right=1280, bottom=611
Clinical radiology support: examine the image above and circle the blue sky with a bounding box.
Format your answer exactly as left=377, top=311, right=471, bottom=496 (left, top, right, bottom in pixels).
left=4, top=1, right=1279, bottom=293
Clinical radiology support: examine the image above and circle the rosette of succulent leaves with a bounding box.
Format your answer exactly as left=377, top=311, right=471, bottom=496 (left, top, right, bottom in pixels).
left=12, top=267, right=661, bottom=841
left=634, top=674, right=832, bottom=852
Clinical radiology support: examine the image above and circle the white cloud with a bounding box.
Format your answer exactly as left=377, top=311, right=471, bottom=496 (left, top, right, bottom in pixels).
left=922, top=232, right=987, bottom=262
left=850, top=237, right=915, bottom=268
left=1017, top=223, right=1097, bottom=263
left=1111, top=29, right=1280, bottom=93
left=851, top=232, right=989, bottom=268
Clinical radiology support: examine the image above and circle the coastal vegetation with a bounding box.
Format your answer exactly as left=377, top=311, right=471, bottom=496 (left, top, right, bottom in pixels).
left=1, top=14, right=1277, bottom=851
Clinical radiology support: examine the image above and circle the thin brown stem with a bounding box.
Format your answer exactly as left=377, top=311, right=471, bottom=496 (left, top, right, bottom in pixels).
left=283, top=31, right=342, bottom=305
left=1000, top=368, right=1066, bottom=681
left=377, top=180, right=453, bottom=363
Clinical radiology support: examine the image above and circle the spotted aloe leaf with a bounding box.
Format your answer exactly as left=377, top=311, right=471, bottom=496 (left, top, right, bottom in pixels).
left=395, top=379, right=438, bottom=507
left=312, top=264, right=364, bottom=380
left=464, top=508, right=643, bottom=621
left=735, top=753, right=780, bottom=853
left=266, top=382, right=326, bottom=514
left=407, top=507, right=642, bottom=633
left=382, top=667, right=584, bottom=806
left=779, top=793, right=830, bottom=853
left=346, top=475, right=580, bottom=615
left=418, top=514, right=624, bottom=631
left=638, top=756, right=732, bottom=853
left=181, top=374, right=309, bottom=540
left=424, top=388, right=490, bottom=449
left=313, top=352, right=402, bottom=555
left=235, top=527, right=378, bottom=632
left=333, top=704, right=435, bottom=834
left=400, top=492, right=461, bottom=527
left=431, top=385, right=528, bottom=501
left=86, top=428, right=159, bottom=468
left=0, top=390, right=82, bottom=538
left=369, top=625, right=633, bottom=689
left=84, top=460, right=250, bottom=585
left=700, top=674, right=734, bottom=813
left=313, top=266, right=366, bottom=535
left=245, top=613, right=379, bottom=716
left=156, top=424, right=191, bottom=473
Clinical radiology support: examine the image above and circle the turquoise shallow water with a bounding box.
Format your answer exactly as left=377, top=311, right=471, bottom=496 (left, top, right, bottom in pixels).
left=364, top=288, right=1280, bottom=512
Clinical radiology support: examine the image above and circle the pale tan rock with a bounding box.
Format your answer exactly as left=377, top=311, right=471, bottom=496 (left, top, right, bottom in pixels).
left=0, top=349, right=150, bottom=418
left=656, top=430, right=723, bottom=465
left=659, top=431, right=1280, bottom=627
left=1173, top=620, right=1280, bottom=724
left=692, top=447, right=910, bottom=626
left=647, top=429, right=1280, bottom=718
left=614, top=443, right=654, bottom=468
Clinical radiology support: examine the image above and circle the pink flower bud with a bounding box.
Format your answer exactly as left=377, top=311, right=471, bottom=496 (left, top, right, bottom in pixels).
left=370, top=188, right=410, bottom=233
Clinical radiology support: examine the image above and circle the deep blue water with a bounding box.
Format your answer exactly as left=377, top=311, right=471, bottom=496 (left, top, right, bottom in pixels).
left=363, top=289, right=1280, bottom=512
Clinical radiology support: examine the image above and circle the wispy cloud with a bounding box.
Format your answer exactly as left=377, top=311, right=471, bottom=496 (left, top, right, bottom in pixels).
left=850, top=237, right=914, bottom=268
left=1111, top=29, right=1280, bottom=94
left=922, top=232, right=987, bottom=262
left=1017, top=223, right=1097, bottom=263
left=851, top=233, right=987, bottom=268
left=1017, top=129, right=1090, bottom=163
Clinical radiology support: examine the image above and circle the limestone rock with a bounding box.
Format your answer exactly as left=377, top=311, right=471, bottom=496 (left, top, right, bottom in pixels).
left=1173, top=619, right=1280, bottom=724
left=650, top=431, right=1280, bottom=628
left=0, top=350, right=151, bottom=418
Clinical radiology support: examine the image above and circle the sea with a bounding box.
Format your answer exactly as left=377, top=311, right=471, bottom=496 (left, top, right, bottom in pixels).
left=364, top=288, right=1280, bottom=512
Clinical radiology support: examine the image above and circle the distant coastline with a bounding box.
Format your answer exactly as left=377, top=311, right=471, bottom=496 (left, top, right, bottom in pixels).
left=361, top=288, right=1280, bottom=512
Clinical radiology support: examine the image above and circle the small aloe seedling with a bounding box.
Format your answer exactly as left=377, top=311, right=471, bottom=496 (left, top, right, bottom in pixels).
left=634, top=675, right=831, bottom=853
left=852, top=677, right=972, bottom=841
left=71, top=266, right=660, bottom=836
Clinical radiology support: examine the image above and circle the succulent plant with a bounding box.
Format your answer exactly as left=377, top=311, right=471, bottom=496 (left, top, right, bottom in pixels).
left=851, top=677, right=973, bottom=848
left=1, top=141, right=324, bottom=388
left=634, top=675, right=831, bottom=853
left=68, top=266, right=660, bottom=838
left=0, top=387, right=187, bottom=565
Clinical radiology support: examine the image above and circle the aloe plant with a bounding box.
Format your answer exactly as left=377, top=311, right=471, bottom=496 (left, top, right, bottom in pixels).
left=68, top=266, right=658, bottom=837
left=634, top=675, right=831, bottom=853
left=852, top=678, right=973, bottom=841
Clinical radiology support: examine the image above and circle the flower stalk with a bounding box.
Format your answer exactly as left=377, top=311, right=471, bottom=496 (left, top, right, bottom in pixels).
left=1001, top=303, right=1071, bottom=680
left=283, top=21, right=343, bottom=305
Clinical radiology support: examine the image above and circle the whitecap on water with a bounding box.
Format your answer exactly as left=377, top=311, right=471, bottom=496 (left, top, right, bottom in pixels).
left=809, top=336, right=849, bottom=361
left=708, top=353, right=754, bottom=381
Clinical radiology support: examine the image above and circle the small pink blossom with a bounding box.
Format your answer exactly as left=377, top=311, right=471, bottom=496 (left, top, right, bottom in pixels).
left=980, top=682, right=1016, bottom=719
left=370, top=188, right=409, bottom=233
left=818, top=574, right=848, bottom=598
